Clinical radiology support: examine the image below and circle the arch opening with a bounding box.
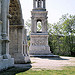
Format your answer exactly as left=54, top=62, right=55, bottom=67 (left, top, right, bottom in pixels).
left=37, top=19, right=42, bottom=33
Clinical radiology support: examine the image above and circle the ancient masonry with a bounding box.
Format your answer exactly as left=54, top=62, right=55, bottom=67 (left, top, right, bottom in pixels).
left=29, top=0, right=52, bottom=55
left=9, top=0, right=30, bottom=64
left=0, top=0, right=14, bottom=70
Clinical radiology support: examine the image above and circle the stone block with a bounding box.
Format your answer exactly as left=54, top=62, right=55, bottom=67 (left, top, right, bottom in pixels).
left=29, top=33, right=51, bottom=55
left=0, top=58, right=14, bottom=71
left=13, top=53, right=30, bottom=64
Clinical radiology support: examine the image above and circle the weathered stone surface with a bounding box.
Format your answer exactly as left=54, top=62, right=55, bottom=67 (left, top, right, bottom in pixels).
left=9, top=26, right=30, bottom=63
left=9, top=0, right=24, bottom=25
left=29, top=0, right=51, bottom=55
left=9, top=0, right=30, bottom=64
left=0, top=58, right=14, bottom=70
left=0, top=0, right=14, bottom=71
left=29, top=33, right=51, bottom=55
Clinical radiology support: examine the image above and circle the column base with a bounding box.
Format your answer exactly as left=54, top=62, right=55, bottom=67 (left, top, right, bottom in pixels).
left=3, top=54, right=11, bottom=59
left=0, top=58, right=14, bottom=71
left=0, top=56, right=3, bottom=59
left=12, top=53, right=31, bottom=64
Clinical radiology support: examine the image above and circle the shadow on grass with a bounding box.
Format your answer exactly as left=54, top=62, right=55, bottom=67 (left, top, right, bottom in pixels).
left=0, top=64, right=32, bottom=75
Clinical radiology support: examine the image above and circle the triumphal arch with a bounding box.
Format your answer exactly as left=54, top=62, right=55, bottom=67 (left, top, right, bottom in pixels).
left=0, top=0, right=30, bottom=70
left=9, top=0, right=30, bottom=64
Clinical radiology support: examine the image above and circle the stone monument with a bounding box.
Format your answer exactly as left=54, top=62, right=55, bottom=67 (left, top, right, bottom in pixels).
left=29, top=0, right=52, bottom=55
left=9, top=0, right=30, bottom=64
left=0, top=0, right=14, bottom=70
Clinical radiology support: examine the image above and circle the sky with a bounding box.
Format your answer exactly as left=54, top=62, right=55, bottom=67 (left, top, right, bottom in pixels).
left=20, top=0, right=75, bottom=24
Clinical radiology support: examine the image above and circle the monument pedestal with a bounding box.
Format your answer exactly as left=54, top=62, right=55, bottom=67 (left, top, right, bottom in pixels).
left=29, top=33, right=52, bottom=55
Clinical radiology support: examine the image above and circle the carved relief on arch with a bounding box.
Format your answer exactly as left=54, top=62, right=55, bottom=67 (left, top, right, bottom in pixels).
left=9, top=0, right=24, bottom=25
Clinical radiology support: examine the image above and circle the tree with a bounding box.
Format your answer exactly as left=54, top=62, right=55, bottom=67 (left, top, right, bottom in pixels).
left=48, top=14, right=75, bottom=56
left=25, top=19, right=31, bottom=35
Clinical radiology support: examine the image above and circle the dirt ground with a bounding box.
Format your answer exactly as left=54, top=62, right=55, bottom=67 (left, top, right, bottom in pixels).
left=15, top=56, right=75, bottom=70
left=30, top=56, right=75, bottom=70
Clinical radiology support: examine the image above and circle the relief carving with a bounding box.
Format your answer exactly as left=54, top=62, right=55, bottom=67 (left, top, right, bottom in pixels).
left=32, top=38, right=46, bottom=46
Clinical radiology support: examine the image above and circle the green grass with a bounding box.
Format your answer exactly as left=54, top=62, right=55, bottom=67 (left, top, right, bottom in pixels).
left=0, top=66, right=75, bottom=75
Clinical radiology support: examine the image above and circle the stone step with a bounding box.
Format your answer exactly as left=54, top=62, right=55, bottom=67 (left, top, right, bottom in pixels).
left=30, top=55, right=59, bottom=58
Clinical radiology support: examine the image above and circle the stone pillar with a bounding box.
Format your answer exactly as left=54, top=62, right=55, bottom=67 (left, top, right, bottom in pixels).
left=42, top=19, right=47, bottom=33
left=34, top=19, right=37, bottom=33
left=31, top=17, right=37, bottom=33
left=0, top=21, right=2, bottom=59
left=43, top=0, right=45, bottom=8
left=37, top=0, right=39, bottom=8
left=1, top=0, right=7, bottom=39
left=31, top=17, right=34, bottom=33
left=42, top=20, right=44, bottom=32
left=23, top=29, right=27, bottom=55
left=0, top=0, right=2, bottom=58
left=0, top=0, right=14, bottom=71
left=33, top=0, right=36, bottom=9
left=1, top=0, right=10, bottom=59
left=40, top=0, right=42, bottom=8
left=9, top=0, right=30, bottom=64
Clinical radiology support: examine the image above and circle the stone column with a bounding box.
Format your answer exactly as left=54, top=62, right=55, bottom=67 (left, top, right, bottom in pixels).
left=31, top=17, right=37, bottom=33
left=43, top=0, right=45, bottom=8
left=0, top=0, right=14, bottom=71
left=44, top=19, right=47, bottom=32
left=33, top=0, right=36, bottom=9
left=31, top=17, right=34, bottom=33
left=42, top=20, right=45, bottom=32
left=37, top=0, right=39, bottom=8
left=0, top=0, right=2, bottom=58
left=24, top=29, right=28, bottom=55
left=42, top=19, right=47, bottom=33
left=1, top=0, right=11, bottom=59
left=1, top=0, right=8, bottom=39
left=40, top=0, right=42, bottom=8
left=34, top=19, right=37, bottom=33
left=0, top=21, right=2, bottom=59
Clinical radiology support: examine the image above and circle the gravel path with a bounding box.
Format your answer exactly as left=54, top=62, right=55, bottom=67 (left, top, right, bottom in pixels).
left=30, top=56, right=75, bottom=70
left=14, top=56, right=75, bottom=70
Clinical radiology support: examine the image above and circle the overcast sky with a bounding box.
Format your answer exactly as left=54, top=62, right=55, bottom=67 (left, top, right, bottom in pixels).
left=20, top=0, right=75, bottom=24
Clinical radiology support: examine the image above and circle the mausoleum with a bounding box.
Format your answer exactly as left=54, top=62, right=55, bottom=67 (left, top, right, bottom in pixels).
left=29, top=0, right=52, bottom=55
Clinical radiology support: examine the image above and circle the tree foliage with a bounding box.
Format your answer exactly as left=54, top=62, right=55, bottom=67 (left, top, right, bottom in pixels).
left=48, top=14, right=75, bottom=56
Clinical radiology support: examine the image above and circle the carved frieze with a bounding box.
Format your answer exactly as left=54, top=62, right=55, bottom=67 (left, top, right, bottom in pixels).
left=31, top=35, right=48, bottom=46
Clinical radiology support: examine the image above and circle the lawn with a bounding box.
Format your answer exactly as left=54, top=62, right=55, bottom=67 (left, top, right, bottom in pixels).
left=0, top=66, right=75, bottom=75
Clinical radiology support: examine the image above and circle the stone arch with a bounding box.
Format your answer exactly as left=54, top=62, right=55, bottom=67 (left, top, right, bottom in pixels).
left=9, top=0, right=30, bottom=63
left=36, top=19, right=42, bottom=32
left=9, top=0, right=24, bottom=25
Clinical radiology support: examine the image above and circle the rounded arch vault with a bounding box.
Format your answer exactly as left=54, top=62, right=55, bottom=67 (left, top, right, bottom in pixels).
left=9, top=0, right=24, bottom=25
